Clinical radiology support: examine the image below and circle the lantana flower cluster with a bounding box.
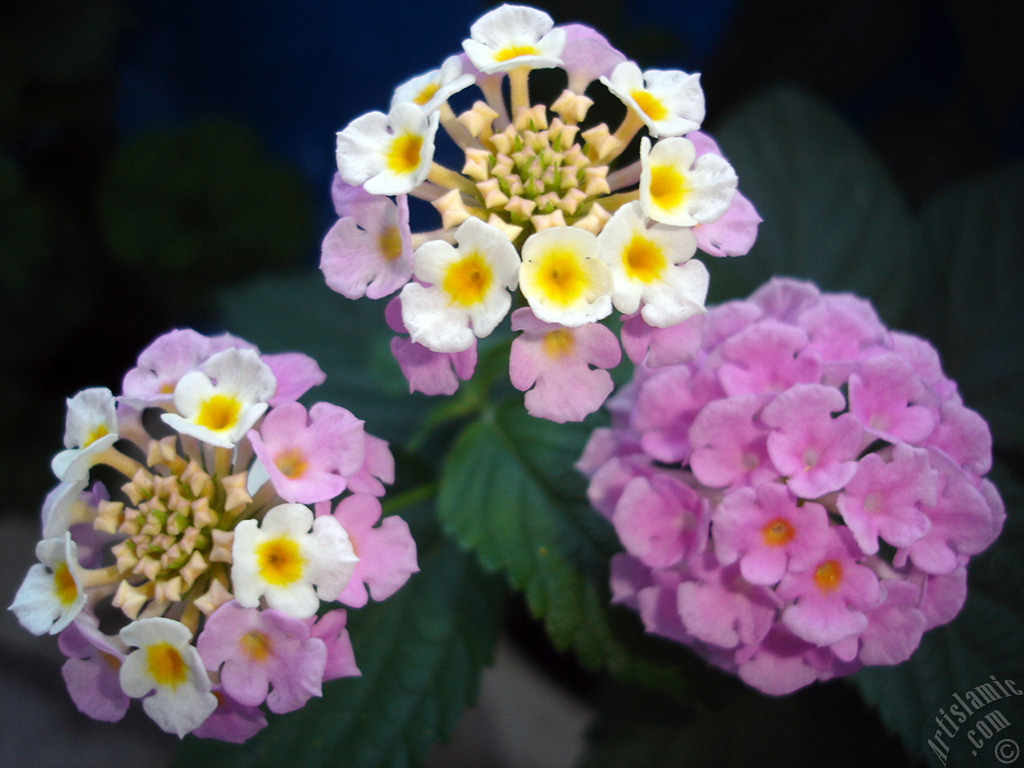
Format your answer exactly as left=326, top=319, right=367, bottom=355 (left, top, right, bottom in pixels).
left=10, top=329, right=418, bottom=740
left=578, top=278, right=1005, bottom=694
left=322, top=3, right=760, bottom=423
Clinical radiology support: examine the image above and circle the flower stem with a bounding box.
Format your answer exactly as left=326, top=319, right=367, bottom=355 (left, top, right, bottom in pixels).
left=509, top=66, right=530, bottom=112
left=428, top=163, right=479, bottom=196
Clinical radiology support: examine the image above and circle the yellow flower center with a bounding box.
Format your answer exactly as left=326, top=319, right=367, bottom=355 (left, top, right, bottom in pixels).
left=631, top=90, right=668, bottom=122
left=542, top=329, right=575, bottom=359
left=762, top=519, right=795, bottom=547
left=196, top=394, right=242, bottom=432
left=495, top=44, right=539, bottom=62
left=443, top=252, right=493, bottom=306
left=413, top=82, right=440, bottom=106
left=240, top=631, right=271, bottom=662
left=649, top=165, right=689, bottom=212
left=814, top=560, right=843, bottom=593
left=83, top=424, right=109, bottom=448
left=378, top=226, right=404, bottom=261
left=257, top=537, right=304, bottom=586
left=387, top=133, right=423, bottom=174
left=275, top=448, right=308, bottom=479
left=52, top=562, right=78, bottom=607
left=147, top=642, right=187, bottom=688
left=622, top=235, right=667, bottom=283
left=528, top=249, right=588, bottom=308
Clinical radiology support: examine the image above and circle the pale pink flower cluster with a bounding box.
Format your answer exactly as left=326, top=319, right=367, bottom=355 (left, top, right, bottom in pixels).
left=321, top=4, right=761, bottom=423
left=9, top=329, right=418, bottom=740
left=578, top=278, right=1005, bottom=694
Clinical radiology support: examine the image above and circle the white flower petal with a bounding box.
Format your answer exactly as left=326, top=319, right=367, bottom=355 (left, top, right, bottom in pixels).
left=520, top=227, right=612, bottom=326
left=230, top=503, right=355, bottom=619
left=640, top=136, right=736, bottom=227
left=463, top=5, right=565, bottom=73
left=602, top=62, right=705, bottom=137
left=10, top=534, right=87, bottom=635
left=119, top=617, right=216, bottom=738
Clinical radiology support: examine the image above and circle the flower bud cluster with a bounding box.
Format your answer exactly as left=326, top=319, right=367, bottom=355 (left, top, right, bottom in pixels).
left=322, top=4, right=762, bottom=422
left=578, top=278, right=1005, bottom=694
left=10, top=329, right=418, bottom=739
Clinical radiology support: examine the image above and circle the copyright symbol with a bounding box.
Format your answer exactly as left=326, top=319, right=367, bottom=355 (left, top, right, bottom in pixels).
left=996, top=739, right=1020, bottom=764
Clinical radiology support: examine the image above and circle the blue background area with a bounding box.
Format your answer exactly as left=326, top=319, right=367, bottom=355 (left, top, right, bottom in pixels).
left=116, top=0, right=740, bottom=226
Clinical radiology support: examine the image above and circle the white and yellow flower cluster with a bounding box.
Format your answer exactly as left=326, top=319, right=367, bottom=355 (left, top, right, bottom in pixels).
left=323, top=4, right=760, bottom=422
left=9, top=329, right=417, bottom=741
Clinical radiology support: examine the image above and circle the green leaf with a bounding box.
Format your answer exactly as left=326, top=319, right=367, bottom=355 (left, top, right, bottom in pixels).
left=437, top=402, right=709, bottom=699
left=102, top=121, right=311, bottom=286
left=854, top=468, right=1024, bottom=767
left=708, top=86, right=924, bottom=326
left=218, top=272, right=435, bottom=446
left=916, top=160, right=1024, bottom=450
left=172, top=504, right=501, bottom=768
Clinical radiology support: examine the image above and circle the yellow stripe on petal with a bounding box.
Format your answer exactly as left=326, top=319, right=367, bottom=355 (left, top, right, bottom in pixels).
left=649, top=164, right=689, bottom=212
left=443, top=251, right=493, bottom=306
left=387, top=133, right=424, bottom=174
left=631, top=90, right=668, bottom=122
left=84, top=424, right=109, bottom=448
left=814, top=560, right=843, bottom=593
left=196, top=394, right=242, bottom=432
left=147, top=642, right=187, bottom=688
left=379, top=226, right=404, bottom=261
left=762, top=519, right=795, bottom=548
left=622, top=235, right=667, bottom=283
left=257, top=537, right=305, bottom=586
left=241, top=631, right=271, bottom=662
left=542, top=328, right=575, bottom=359
left=413, top=82, right=440, bottom=106
left=52, top=562, right=78, bottom=607
left=274, top=448, right=308, bottom=479
left=495, top=44, right=540, bottom=62
left=527, top=249, right=588, bottom=308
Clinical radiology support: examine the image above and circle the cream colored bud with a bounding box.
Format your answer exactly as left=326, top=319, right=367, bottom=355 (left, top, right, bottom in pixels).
left=485, top=214, right=523, bottom=243
left=209, top=529, right=235, bottom=563
left=551, top=89, right=593, bottom=124
left=221, top=472, right=252, bottom=514
left=462, top=148, right=493, bottom=181
left=112, top=580, right=152, bottom=620
left=573, top=202, right=612, bottom=234
left=476, top=177, right=510, bottom=209
left=432, top=189, right=473, bottom=229
left=530, top=210, right=568, bottom=231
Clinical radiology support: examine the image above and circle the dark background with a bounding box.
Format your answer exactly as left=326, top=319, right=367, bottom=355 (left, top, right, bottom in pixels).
left=2, top=0, right=1021, bottom=512
left=2, top=1, right=1021, bottom=766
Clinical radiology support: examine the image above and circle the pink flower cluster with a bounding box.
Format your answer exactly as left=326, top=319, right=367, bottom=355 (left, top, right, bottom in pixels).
left=578, top=278, right=1005, bottom=694
left=10, top=329, right=418, bottom=740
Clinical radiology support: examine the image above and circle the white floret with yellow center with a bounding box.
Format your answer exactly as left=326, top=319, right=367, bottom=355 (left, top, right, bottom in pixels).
left=9, top=533, right=88, bottom=635
left=161, top=348, right=276, bottom=449
left=400, top=217, right=521, bottom=353
left=597, top=201, right=709, bottom=327
left=231, top=502, right=358, bottom=619
left=639, top=136, right=737, bottom=227
left=462, top=4, right=566, bottom=74
left=51, top=387, right=119, bottom=481
left=519, top=226, right=613, bottom=327
left=601, top=61, right=705, bottom=137
left=119, top=617, right=217, bottom=737
left=336, top=102, right=440, bottom=195
left=391, top=55, right=476, bottom=114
